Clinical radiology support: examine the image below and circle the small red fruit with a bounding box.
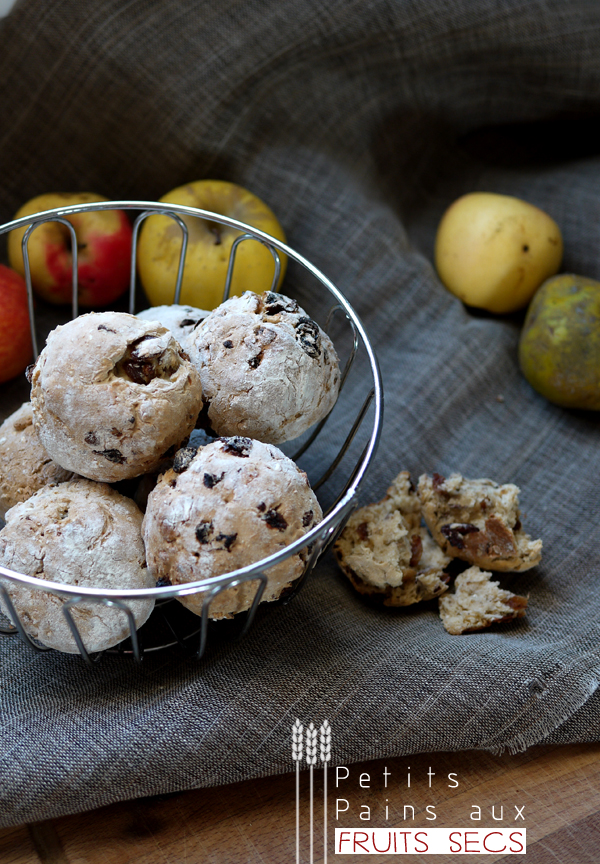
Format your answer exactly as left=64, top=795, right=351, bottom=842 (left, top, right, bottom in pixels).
left=0, top=264, right=32, bottom=384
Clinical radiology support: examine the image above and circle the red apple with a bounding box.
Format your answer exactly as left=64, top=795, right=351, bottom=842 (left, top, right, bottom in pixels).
left=7, top=192, right=132, bottom=307
left=0, top=264, right=32, bottom=384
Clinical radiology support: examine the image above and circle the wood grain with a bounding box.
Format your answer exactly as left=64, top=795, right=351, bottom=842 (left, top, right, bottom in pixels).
left=1, top=744, right=599, bottom=863
left=0, top=825, right=38, bottom=863
left=26, top=823, right=69, bottom=864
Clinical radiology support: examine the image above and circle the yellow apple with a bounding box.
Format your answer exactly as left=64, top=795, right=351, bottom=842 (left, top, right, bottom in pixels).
left=136, top=180, right=287, bottom=310
left=8, top=192, right=133, bottom=307
left=434, top=192, right=563, bottom=314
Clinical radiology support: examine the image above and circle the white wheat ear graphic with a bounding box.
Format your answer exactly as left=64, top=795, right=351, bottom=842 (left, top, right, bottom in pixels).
left=320, top=719, right=331, bottom=764
left=292, top=719, right=303, bottom=864
left=306, top=723, right=318, bottom=864
left=306, top=722, right=318, bottom=766
left=320, top=720, right=331, bottom=864
left=293, top=718, right=304, bottom=763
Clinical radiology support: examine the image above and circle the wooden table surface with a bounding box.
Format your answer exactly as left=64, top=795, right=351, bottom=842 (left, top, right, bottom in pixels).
left=2, top=742, right=600, bottom=863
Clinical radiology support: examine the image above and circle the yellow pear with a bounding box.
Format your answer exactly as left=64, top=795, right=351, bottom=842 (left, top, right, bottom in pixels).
left=435, top=192, right=562, bottom=314
left=519, top=274, right=600, bottom=410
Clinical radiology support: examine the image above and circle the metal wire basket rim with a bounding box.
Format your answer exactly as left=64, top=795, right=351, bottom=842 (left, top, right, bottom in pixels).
left=0, top=200, right=382, bottom=600
left=0, top=497, right=357, bottom=600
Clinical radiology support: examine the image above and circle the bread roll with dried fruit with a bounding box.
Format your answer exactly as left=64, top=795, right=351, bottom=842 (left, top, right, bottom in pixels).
left=143, top=437, right=321, bottom=619
left=0, top=480, right=154, bottom=653
left=0, top=402, right=74, bottom=520
left=418, top=472, right=542, bottom=572
left=30, top=311, right=202, bottom=482
left=334, top=471, right=450, bottom=606
left=185, top=291, right=340, bottom=444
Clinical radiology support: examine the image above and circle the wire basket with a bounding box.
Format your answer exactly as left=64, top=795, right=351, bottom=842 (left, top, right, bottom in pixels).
left=0, top=200, right=383, bottom=664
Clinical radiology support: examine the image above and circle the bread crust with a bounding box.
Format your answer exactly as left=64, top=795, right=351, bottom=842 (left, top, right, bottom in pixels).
left=136, top=304, right=209, bottom=340
left=0, top=402, right=74, bottom=520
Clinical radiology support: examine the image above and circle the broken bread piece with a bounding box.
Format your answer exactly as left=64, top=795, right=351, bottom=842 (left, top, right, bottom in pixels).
left=439, top=566, right=528, bottom=635
left=334, top=471, right=450, bottom=607
left=418, top=472, right=542, bottom=572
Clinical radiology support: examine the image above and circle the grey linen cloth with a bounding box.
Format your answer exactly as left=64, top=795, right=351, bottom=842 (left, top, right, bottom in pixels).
left=1, top=0, right=600, bottom=827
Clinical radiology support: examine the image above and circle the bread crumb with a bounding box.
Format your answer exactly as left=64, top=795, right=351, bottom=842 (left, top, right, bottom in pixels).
left=439, top=566, right=527, bottom=635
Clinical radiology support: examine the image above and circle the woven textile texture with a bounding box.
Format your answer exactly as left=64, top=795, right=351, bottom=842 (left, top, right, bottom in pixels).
left=1, top=0, right=600, bottom=828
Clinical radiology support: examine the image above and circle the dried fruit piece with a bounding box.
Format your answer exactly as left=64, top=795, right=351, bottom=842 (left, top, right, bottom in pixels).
left=173, top=447, right=198, bottom=473
left=219, top=436, right=253, bottom=457
left=440, top=522, right=480, bottom=550
left=216, top=532, right=237, bottom=551
left=263, top=508, right=288, bottom=531
left=295, top=317, right=321, bottom=358
left=195, top=522, right=213, bottom=544
left=203, top=472, right=224, bottom=488
left=94, top=448, right=126, bottom=464
left=116, top=334, right=181, bottom=385
left=262, top=292, right=299, bottom=316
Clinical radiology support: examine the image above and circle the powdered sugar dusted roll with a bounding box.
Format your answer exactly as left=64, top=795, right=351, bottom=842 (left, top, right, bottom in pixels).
left=143, top=436, right=322, bottom=619
left=30, top=311, right=202, bottom=482
left=185, top=291, right=340, bottom=444
left=0, top=479, right=154, bottom=653
left=0, top=402, right=74, bottom=520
